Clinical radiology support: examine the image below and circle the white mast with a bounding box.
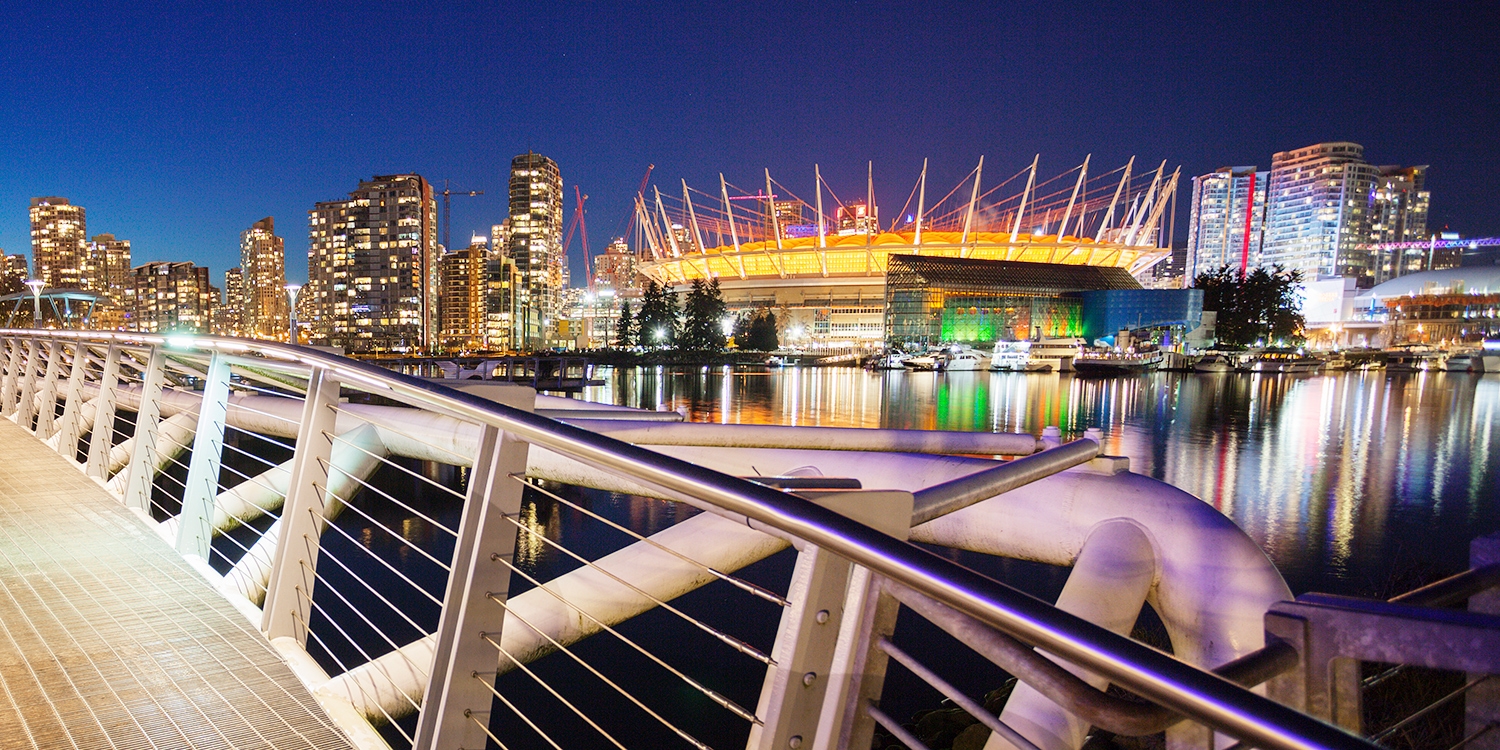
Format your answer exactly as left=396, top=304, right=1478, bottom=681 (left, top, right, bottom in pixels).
left=914, top=157, right=928, bottom=246
left=867, top=161, right=876, bottom=233
left=1095, top=157, right=1134, bottom=242
left=961, top=155, right=984, bottom=246
left=1125, top=161, right=1166, bottom=245
left=1010, top=154, right=1039, bottom=243
left=682, top=179, right=705, bottom=255
left=815, top=164, right=827, bottom=248
left=766, top=169, right=783, bottom=251
left=720, top=173, right=740, bottom=253
left=654, top=186, right=681, bottom=257
left=1058, top=154, right=1089, bottom=241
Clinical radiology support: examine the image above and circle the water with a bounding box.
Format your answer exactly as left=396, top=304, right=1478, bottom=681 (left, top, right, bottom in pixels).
left=586, top=366, right=1500, bottom=598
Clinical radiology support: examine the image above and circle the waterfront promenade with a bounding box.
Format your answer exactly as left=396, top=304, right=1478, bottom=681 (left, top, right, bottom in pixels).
left=0, top=418, right=352, bottom=750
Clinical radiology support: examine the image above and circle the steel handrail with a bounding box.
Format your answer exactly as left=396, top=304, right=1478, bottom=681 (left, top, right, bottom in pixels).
left=0, top=329, right=1377, bottom=750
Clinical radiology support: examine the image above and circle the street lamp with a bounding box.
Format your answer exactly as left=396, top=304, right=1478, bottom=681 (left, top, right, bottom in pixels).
left=24, top=280, right=45, bottom=329
left=284, top=283, right=302, bottom=344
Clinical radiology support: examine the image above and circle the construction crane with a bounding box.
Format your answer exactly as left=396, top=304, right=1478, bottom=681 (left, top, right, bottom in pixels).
left=562, top=186, right=591, bottom=290
left=439, top=181, right=484, bottom=252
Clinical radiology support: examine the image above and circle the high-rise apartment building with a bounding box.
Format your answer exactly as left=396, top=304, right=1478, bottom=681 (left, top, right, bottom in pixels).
left=128, top=261, right=215, bottom=333
left=486, top=254, right=520, bottom=352
left=85, top=233, right=132, bottom=328
left=439, top=236, right=489, bottom=352
left=1185, top=167, right=1267, bottom=282
left=87, top=234, right=132, bottom=300
left=220, top=267, right=245, bottom=336
left=1263, top=143, right=1380, bottom=286
left=507, top=153, right=563, bottom=350
left=307, top=175, right=438, bottom=353
left=240, top=217, right=289, bottom=340
left=592, top=237, right=640, bottom=294
left=29, top=198, right=89, bottom=290
left=1369, top=166, right=1432, bottom=283
left=3, top=254, right=28, bottom=284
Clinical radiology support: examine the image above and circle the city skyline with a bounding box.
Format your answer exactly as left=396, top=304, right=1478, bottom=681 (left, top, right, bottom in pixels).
left=1, top=2, right=1497, bottom=284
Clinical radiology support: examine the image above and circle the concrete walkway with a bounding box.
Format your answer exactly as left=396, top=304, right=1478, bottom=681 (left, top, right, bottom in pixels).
left=0, top=418, right=354, bottom=749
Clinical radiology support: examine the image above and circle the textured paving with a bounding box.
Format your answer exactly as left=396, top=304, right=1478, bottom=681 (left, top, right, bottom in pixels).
left=0, top=418, right=354, bottom=749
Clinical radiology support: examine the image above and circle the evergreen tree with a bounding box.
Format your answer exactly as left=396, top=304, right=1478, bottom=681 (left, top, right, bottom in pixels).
left=614, top=300, right=635, bottom=348
left=1193, top=264, right=1305, bottom=347
left=746, top=309, right=780, bottom=351
left=678, top=278, right=729, bottom=351
left=635, top=280, right=679, bottom=348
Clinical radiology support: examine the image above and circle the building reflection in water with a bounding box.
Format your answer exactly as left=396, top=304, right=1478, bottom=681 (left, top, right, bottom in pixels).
left=586, top=366, right=1500, bottom=596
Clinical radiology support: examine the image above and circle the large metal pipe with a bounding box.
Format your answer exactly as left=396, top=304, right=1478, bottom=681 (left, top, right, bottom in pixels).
left=104, top=410, right=199, bottom=493
left=320, top=510, right=790, bottom=723
left=993, top=521, right=1157, bottom=750
left=559, top=419, right=1042, bottom=457
left=910, top=439, right=1098, bottom=524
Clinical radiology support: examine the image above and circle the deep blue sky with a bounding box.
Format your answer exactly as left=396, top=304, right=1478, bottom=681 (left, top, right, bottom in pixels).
left=2, top=1, right=1497, bottom=284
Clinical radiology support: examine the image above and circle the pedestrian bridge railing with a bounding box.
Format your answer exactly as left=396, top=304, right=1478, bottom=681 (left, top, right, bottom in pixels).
left=0, top=329, right=1383, bottom=750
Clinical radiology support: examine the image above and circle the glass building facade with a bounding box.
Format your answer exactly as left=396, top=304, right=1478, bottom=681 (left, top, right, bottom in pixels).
left=884, top=255, right=1139, bottom=347
left=1185, top=167, right=1266, bottom=282
left=1263, top=143, right=1380, bottom=286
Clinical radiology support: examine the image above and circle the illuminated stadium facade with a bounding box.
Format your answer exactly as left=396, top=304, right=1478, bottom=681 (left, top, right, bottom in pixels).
left=632, top=157, right=1181, bottom=345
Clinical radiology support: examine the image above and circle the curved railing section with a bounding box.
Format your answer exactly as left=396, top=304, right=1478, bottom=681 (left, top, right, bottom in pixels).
left=0, top=329, right=1382, bottom=750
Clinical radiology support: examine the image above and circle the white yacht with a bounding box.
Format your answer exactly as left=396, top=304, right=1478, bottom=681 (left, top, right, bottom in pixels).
left=1193, top=354, right=1234, bottom=373
left=989, top=341, right=1032, bottom=372
left=942, top=348, right=989, bottom=371
left=1026, top=337, right=1086, bottom=373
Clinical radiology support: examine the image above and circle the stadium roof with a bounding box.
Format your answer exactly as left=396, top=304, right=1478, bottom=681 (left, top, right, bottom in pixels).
left=885, top=254, right=1142, bottom=294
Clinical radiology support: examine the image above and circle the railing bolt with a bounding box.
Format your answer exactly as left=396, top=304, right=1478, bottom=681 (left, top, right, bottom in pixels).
left=789, top=735, right=804, bottom=748
left=802, top=671, right=817, bottom=686
left=815, top=609, right=830, bottom=624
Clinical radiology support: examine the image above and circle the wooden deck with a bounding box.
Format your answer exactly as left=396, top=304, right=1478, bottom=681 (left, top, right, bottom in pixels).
left=0, top=418, right=354, bottom=750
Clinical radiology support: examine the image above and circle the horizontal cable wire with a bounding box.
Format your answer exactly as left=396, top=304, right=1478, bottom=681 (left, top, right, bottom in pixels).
left=867, top=702, right=934, bottom=750
left=224, top=397, right=304, bottom=428
left=469, top=712, right=516, bottom=750
left=470, top=672, right=566, bottom=750
left=329, top=430, right=468, bottom=506
left=878, top=637, right=1041, bottom=750
left=221, top=431, right=292, bottom=471
left=297, top=563, right=428, bottom=716
left=488, top=552, right=762, bottom=729
left=316, top=476, right=454, bottom=576
left=1370, top=675, right=1494, bottom=743
left=295, top=611, right=415, bottom=745
left=480, top=630, right=631, bottom=750
left=322, top=433, right=461, bottom=532
left=501, top=511, right=774, bottom=667
left=329, top=403, right=472, bottom=464
left=516, top=474, right=788, bottom=608
left=312, top=537, right=436, bottom=639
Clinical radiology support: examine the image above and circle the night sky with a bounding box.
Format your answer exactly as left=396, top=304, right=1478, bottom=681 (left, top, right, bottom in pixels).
left=2, top=1, right=1497, bottom=284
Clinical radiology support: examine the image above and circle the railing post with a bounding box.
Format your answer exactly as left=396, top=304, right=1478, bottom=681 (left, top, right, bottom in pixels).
left=86, top=344, right=123, bottom=479
left=53, top=341, right=93, bottom=460
left=750, top=489, right=913, bottom=750
left=121, top=346, right=167, bottom=511
left=0, top=337, right=22, bottom=416
left=33, top=339, right=65, bottom=437
left=176, top=351, right=232, bottom=559
left=414, top=385, right=535, bottom=750
left=15, top=339, right=41, bottom=427
left=262, top=366, right=341, bottom=644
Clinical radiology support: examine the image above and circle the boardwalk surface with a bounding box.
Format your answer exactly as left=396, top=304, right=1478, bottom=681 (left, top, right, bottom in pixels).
left=0, top=418, right=354, bottom=749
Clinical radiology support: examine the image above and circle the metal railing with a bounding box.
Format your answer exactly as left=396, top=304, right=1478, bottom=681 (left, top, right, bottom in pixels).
left=0, top=329, right=1383, bottom=750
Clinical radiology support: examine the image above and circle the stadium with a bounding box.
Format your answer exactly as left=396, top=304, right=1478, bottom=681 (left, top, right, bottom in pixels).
left=631, top=157, right=1180, bottom=345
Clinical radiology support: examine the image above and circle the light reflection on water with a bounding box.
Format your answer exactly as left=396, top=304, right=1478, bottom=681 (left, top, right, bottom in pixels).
left=585, top=367, right=1500, bottom=596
